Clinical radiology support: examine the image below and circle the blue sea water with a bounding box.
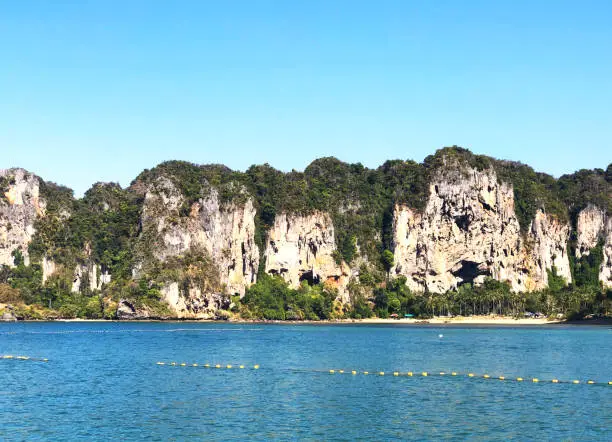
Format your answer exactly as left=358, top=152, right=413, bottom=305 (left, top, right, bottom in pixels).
left=0, top=322, right=610, bottom=441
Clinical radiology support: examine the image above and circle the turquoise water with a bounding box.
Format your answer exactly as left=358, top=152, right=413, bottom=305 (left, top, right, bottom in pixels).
left=0, top=322, right=610, bottom=441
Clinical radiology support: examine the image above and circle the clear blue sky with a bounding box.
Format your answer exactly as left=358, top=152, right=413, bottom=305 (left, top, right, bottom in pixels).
left=1, top=0, right=610, bottom=195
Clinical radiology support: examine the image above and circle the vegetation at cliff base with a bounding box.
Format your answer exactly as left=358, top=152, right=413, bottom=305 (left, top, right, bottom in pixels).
left=239, top=274, right=341, bottom=320
left=0, top=147, right=610, bottom=321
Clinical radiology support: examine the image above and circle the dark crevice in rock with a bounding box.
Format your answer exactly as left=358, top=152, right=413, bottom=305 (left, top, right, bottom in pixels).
left=241, top=242, right=247, bottom=275
left=454, top=214, right=471, bottom=231
left=308, top=240, right=318, bottom=257
left=452, top=260, right=490, bottom=286
left=299, top=270, right=320, bottom=286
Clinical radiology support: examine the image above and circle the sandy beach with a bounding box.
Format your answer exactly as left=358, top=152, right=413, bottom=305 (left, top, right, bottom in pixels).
left=52, top=315, right=566, bottom=325
left=353, top=316, right=561, bottom=325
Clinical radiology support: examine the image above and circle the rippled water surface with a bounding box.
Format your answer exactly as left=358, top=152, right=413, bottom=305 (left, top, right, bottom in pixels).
left=0, top=322, right=610, bottom=441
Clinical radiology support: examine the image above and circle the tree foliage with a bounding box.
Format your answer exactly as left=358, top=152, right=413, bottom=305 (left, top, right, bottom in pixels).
left=241, top=274, right=340, bottom=320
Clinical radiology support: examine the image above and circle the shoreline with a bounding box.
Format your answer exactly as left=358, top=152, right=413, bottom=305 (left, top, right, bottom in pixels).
left=7, top=315, right=611, bottom=326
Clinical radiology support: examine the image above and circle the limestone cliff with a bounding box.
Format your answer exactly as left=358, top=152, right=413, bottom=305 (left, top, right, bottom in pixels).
left=159, top=282, right=230, bottom=319
left=138, top=176, right=259, bottom=316
left=391, top=166, right=572, bottom=293
left=525, top=210, right=572, bottom=289
left=41, top=257, right=57, bottom=284
left=72, top=262, right=112, bottom=293
left=601, top=218, right=612, bottom=288
left=264, top=212, right=351, bottom=301
left=575, top=205, right=606, bottom=258
left=0, top=169, right=44, bottom=267
left=575, top=205, right=612, bottom=288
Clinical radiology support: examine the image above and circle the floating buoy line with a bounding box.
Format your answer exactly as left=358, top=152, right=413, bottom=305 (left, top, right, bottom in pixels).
left=155, top=362, right=612, bottom=387
left=1, top=355, right=48, bottom=362
left=156, top=361, right=259, bottom=370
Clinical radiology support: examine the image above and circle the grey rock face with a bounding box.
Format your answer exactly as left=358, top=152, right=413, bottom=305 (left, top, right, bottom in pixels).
left=391, top=166, right=572, bottom=293
left=160, top=282, right=230, bottom=319
left=116, top=299, right=152, bottom=320
left=0, top=169, right=44, bottom=267
left=1, top=304, right=17, bottom=322
left=137, top=177, right=259, bottom=316
left=575, top=205, right=612, bottom=288
left=264, top=211, right=351, bottom=301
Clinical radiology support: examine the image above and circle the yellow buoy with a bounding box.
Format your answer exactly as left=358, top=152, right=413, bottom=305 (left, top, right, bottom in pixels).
left=43, top=358, right=48, bottom=362
left=226, top=365, right=232, bottom=369
left=171, top=362, right=176, bottom=366
left=363, top=371, right=369, bottom=375
left=339, top=370, right=344, bottom=374
left=192, top=363, right=198, bottom=367
left=215, top=364, right=221, bottom=368
left=468, top=373, right=474, bottom=377
left=499, top=376, right=505, bottom=380
left=587, top=380, right=595, bottom=384
left=204, top=364, right=210, bottom=368
left=572, top=380, right=579, bottom=384
left=422, top=372, right=428, bottom=377
left=329, top=370, right=335, bottom=374
left=180, top=363, right=186, bottom=366
left=407, top=372, right=413, bottom=376
left=439, top=372, right=446, bottom=376
left=4, top=355, right=13, bottom=359
left=552, top=379, right=559, bottom=383
left=608, top=381, right=612, bottom=385
left=352, top=370, right=357, bottom=375
left=156, top=362, right=165, bottom=365
left=254, top=365, right=259, bottom=369
left=517, top=377, right=523, bottom=382
left=393, top=372, right=399, bottom=376
left=239, top=365, right=244, bottom=369
left=451, top=372, right=457, bottom=376
left=532, top=378, right=539, bottom=383
left=483, top=374, right=490, bottom=379
left=379, top=372, right=385, bottom=376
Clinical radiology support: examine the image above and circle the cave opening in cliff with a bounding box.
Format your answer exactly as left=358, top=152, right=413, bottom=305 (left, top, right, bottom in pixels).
left=452, top=260, right=490, bottom=286
left=299, top=270, right=320, bottom=286
left=454, top=214, right=471, bottom=231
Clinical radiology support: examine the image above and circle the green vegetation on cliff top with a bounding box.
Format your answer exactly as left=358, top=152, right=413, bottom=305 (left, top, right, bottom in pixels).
left=1, top=146, right=610, bottom=320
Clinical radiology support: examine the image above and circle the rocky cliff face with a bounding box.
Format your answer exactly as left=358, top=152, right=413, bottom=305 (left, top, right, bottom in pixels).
left=575, top=205, right=606, bottom=258
left=0, top=169, right=44, bottom=267
left=575, top=205, right=612, bottom=288
left=391, top=166, right=572, bottom=293
left=601, top=218, right=612, bottom=289
left=525, top=210, right=572, bottom=289
left=138, top=176, right=259, bottom=315
left=41, top=257, right=57, bottom=284
left=264, top=212, right=351, bottom=301
left=72, top=262, right=112, bottom=293
left=159, top=282, right=230, bottom=319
